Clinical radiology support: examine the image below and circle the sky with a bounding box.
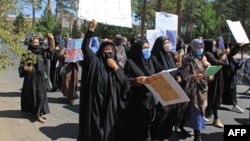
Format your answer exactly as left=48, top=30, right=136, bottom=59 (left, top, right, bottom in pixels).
left=23, top=0, right=56, bottom=18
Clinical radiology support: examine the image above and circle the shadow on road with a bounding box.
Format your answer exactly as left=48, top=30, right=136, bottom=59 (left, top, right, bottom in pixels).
left=202, top=132, right=223, bottom=141
left=47, top=97, right=67, bottom=104
left=238, top=96, right=250, bottom=99
left=63, top=104, right=79, bottom=114
left=0, top=110, right=36, bottom=122
left=218, top=107, right=231, bottom=111
left=39, top=123, right=78, bottom=140
left=235, top=118, right=250, bottom=125
left=0, top=92, right=21, bottom=97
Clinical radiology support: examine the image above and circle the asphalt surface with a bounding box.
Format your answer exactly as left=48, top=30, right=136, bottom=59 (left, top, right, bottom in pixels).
left=0, top=65, right=249, bottom=141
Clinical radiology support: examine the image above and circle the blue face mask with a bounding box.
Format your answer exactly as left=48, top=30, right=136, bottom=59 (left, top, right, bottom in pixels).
left=142, top=48, right=151, bottom=59
left=196, top=49, right=203, bottom=56
left=212, top=47, right=217, bottom=53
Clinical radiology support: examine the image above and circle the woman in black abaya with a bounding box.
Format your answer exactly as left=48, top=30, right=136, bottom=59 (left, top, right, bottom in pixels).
left=150, top=36, right=181, bottom=140
left=78, top=20, right=131, bottom=141
left=124, top=39, right=155, bottom=141
left=19, top=37, right=50, bottom=123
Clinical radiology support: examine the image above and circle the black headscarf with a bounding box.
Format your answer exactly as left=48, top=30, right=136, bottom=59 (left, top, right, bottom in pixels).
left=204, top=39, right=214, bottom=53
left=127, top=39, right=155, bottom=76
left=28, top=43, right=44, bottom=55
left=151, top=36, right=177, bottom=75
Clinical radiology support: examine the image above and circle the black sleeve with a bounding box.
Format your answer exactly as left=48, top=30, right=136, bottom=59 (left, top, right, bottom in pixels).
left=229, top=45, right=240, bottom=57
left=205, top=52, right=224, bottom=65
left=114, top=67, right=131, bottom=88
left=81, top=30, right=95, bottom=59
left=151, top=56, right=163, bottom=73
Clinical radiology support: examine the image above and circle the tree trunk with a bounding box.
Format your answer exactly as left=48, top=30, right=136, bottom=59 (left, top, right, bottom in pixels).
left=48, top=0, right=52, bottom=11
left=156, top=0, right=162, bottom=12
left=176, top=0, right=183, bottom=37
left=32, top=2, right=35, bottom=25
left=141, top=0, right=147, bottom=38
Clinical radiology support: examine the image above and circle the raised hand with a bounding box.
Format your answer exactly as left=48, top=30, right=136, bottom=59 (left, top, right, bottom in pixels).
left=89, top=19, right=97, bottom=32
left=47, top=33, right=54, bottom=39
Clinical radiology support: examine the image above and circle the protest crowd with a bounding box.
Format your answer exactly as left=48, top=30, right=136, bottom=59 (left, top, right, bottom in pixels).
left=17, top=17, right=248, bottom=141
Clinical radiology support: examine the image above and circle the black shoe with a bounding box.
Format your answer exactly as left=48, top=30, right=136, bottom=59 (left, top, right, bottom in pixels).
left=193, top=130, right=202, bottom=141
left=180, top=128, right=192, bottom=137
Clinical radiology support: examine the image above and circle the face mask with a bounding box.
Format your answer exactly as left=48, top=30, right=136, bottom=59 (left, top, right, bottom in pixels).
left=32, top=45, right=39, bottom=48
left=142, top=48, right=151, bottom=59
left=196, top=49, right=203, bottom=56
left=212, top=47, right=217, bottom=53
left=103, top=51, right=114, bottom=59
left=163, top=44, right=170, bottom=52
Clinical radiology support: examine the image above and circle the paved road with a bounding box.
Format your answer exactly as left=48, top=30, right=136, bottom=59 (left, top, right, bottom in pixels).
left=0, top=67, right=79, bottom=141
left=0, top=66, right=249, bottom=141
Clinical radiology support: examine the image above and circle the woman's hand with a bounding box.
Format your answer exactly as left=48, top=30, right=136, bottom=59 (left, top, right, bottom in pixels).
left=136, top=76, right=151, bottom=84
left=195, top=73, right=205, bottom=80
left=176, top=76, right=182, bottom=83
left=89, top=19, right=97, bottom=32
left=23, top=66, right=33, bottom=72
left=107, top=58, right=119, bottom=71
left=47, top=33, right=54, bottom=39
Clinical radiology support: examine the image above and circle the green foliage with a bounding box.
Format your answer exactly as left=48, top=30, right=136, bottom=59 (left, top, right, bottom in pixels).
left=38, top=7, right=60, bottom=34
left=55, top=0, right=79, bottom=17
left=193, top=2, right=220, bottom=38
left=13, top=13, right=29, bottom=34
left=20, top=50, right=37, bottom=66
left=0, top=0, right=29, bottom=71
left=94, top=22, right=140, bottom=40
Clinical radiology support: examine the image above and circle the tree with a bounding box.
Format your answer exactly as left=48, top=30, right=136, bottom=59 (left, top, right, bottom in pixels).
left=21, top=0, right=43, bottom=25
left=37, top=5, right=59, bottom=34
left=13, top=13, right=28, bottom=34
left=0, top=0, right=30, bottom=71
left=194, top=2, right=220, bottom=38
left=71, top=19, right=80, bottom=38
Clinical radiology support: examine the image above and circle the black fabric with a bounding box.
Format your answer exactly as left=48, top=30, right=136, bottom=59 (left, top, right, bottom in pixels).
left=78, top=30, right=131, bottom=141
left=150, top=36, right=178, bottom=140
left=19, top=48, right=50, bottom=117
left=50, top=50, right=62, bottom=91
left=222, top=44, right=241, bottom=105
left=28, top=44, right=45, bottom=55
left=204, top=39, right=224, bottom=116
left=124, top=39, right=155, bottom=141
left=151, top=36, right=178, bottom=77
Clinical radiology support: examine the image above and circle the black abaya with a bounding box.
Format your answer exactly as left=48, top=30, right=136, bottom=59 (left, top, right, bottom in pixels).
left=78, top=30, right=130, bottom=141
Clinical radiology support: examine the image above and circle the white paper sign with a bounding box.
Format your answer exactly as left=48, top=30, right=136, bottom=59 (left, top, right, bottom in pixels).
left=145, top=69, right=189, bottom=106
left=78, top=0, right=132, bottom=28
left=155, top=12, right=178, bottom=31
left=226, top=20, right=249, bottom=44
left=146, top=30, right=166, bottom=50
left=146, top=30, right=177, bottom=51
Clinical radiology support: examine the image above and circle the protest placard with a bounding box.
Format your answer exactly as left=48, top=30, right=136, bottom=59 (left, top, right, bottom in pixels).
left=205, top=65, right=222, bottom=77
left=226, top=20, right=249, bottom=44
left=78, top=0, right=132, bottom=28
left=146, top=30, right=177, bottom=51
left=65, top=39, right=84, bottom=62
left=155, top=12, right=178, bottom=31
left=145, top=69, right=189, bottom=106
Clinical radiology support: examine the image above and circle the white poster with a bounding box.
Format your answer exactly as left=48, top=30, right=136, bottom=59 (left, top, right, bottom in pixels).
left=146, top=30, right=166, bottom=50
left=145, top=69, right=189, bottom=106
left=78, top=0, right=132, bottom=28
left=146, top=30, right=177, bottom=52
left=226, top=20, right=249, bottom=44
left=155, top=12, right=178, bottom=31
